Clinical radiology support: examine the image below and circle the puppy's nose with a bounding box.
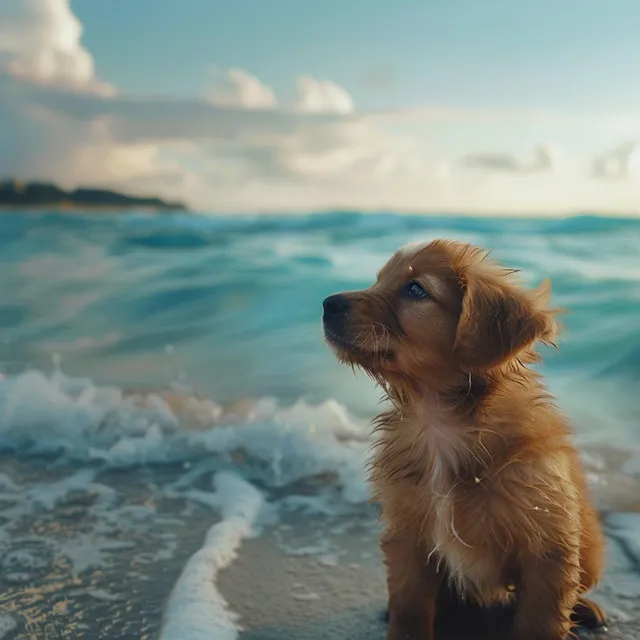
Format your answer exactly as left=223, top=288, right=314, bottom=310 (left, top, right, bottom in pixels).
left=323, top=294, right=350, bottom=316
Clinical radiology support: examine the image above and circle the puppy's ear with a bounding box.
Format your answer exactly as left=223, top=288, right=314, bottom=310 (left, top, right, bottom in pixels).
left=454, top=274, right=558, bottom=371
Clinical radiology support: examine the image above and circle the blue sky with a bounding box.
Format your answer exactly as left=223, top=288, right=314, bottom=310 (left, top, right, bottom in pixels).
left=74, top=0, right=640, bottom=110
left=1, top=0, right=639, bottom=213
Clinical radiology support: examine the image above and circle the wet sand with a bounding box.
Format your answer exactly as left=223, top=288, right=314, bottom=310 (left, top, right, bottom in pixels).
left=219, top=513, right=640, bottom=640
left=0, top=457, right=213, bottom=639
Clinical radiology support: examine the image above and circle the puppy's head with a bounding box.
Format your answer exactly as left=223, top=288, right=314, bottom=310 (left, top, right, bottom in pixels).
left=322, top=240, right=558, bottom=386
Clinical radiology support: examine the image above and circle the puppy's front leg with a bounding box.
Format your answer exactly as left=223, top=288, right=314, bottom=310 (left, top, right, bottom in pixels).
left=512, top=547, right=581, bottom=640
left=383, top=530, right=441, bottom=640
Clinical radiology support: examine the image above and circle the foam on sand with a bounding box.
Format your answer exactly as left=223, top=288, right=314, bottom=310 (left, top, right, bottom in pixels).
left=0, top=613, right=18, bottom=640
left=160, top=471, right=265, bottom=640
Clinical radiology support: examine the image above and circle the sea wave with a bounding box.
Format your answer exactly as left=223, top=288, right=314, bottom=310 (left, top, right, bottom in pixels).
left=2, top=211, right=639, bottom=415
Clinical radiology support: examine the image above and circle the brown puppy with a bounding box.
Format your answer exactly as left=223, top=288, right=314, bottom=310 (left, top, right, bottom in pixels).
left=322, top=240, right=606, bottom=640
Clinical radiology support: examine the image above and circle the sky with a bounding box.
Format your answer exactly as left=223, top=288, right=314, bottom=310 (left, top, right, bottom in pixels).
left=1, top=0, right=640, bottom=214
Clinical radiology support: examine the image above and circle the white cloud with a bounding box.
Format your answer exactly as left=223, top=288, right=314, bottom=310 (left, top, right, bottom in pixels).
left=0, top=0, right=113, bottom=95
left=204, top=70, right=355, bottom=115
left=363, top=107, right=640, bottom=131
left=205, top=68, right=277, bottom=110
left=294, top=76, right=355, bottom=114
left=0, top=89, right=188, bottom=201
left=593, top=142, right=640, bottom=179
left=461, top=144, right=559, bottom=173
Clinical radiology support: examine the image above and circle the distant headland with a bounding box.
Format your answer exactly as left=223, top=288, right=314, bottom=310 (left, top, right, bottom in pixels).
left=0, top=179, right=187, bottom=211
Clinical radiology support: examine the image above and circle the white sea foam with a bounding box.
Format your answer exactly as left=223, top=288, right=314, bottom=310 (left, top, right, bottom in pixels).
left=0, top=469, right=116, bottom=520
left=0, top=613, right=18, bottom=640
left=159, top=471, right=264, bottom=640
left=0, top=370, right=371, bottom=503
left=1, top=369, right=639, bottom=512
left=607, top=513, right=640, bottom=564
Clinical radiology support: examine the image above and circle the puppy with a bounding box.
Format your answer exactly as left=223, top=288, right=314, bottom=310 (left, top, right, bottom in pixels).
left=322, top=240, right=606, bottom=640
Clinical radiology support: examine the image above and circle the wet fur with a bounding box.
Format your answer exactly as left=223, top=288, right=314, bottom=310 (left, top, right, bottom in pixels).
left=324, top=240, right=606, bottom=640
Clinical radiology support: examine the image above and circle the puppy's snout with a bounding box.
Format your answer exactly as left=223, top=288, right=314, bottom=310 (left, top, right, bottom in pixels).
left=322, top=294, right=351, bottom=338
left=323, top=294, right=350, bottom=317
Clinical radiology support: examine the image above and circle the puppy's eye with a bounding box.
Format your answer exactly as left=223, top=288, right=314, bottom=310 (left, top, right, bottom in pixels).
left=405, top=280, right=429, bottom=300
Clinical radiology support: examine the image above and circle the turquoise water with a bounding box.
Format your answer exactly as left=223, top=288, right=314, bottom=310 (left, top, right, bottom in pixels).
left=1, top=210, right=639, bottom=435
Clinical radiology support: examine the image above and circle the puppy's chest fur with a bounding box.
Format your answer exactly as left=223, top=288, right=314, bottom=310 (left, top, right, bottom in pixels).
left=373, top=411, right=513, bottom=603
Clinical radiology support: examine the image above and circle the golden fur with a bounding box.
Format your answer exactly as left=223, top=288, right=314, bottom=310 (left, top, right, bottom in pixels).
left=322, top=240, right=606, bottom=640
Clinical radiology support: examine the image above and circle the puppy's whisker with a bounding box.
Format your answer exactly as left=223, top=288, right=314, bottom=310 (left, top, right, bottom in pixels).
left=449, top=514, right=474, bottom=549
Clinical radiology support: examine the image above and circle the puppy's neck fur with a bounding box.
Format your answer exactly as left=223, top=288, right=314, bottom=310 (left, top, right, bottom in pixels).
left=382, top=365, right=492, bottom=418
left=374, top=361, right=551, bottom=484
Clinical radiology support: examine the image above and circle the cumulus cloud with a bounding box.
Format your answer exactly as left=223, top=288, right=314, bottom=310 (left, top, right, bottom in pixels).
left=204, top=70, right=355, bottom=115
left=294, top=76, right=355, bottom=114
left=461, top=144, right=559, bottom=173
left=0, top=0, right=113, bottom=94
left=592, top=142, right=640, bottom=179
left=205, top=68, right=277, bottom=110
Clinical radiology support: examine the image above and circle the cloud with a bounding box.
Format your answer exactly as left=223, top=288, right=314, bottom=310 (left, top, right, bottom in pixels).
left=205, top=68, right=277, bottom=110
left=461, top=144, right=559, bottom=173
left=204, top=69, right=355, bottom=115
left=592, top=142, right=640, bottom=179
left=0, top=80, right=188, bottom=199
left=0, top=0, right=113, bottom=95
left=6, top=75, right=349, bottom=144
left=363, top=107, right=640, bottom=132
left=294, top=76, right=355, bottom=114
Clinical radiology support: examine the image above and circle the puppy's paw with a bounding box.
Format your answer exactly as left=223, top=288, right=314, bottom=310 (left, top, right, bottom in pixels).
left=571, top=596, right=608, bottom=633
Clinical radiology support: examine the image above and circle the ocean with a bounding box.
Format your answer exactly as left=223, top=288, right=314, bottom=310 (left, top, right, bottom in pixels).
left=0, top=210, right=639, bottom=638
